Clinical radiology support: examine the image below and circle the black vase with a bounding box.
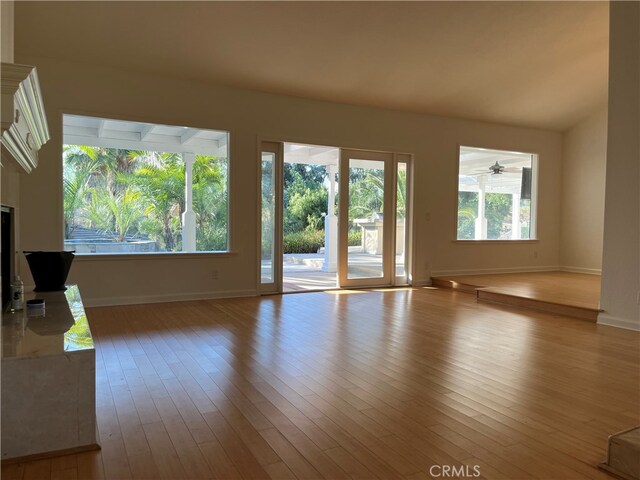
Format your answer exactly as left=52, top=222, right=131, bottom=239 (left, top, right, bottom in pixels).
left=24, top=251, right=75, bottom=292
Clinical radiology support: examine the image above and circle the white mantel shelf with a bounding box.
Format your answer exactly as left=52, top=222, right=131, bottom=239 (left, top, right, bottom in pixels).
left=1, top=62, right=50, bottom=174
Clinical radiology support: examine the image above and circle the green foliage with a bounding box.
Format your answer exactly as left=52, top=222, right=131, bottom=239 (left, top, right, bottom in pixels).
left=283, top=163, right=329, bottom=234
left=261, top=160, right=275, bottom=258
left=193, top=155, right=228, bottom=251
left=283, top=230, right=325, bottom=254
left=457, top=192, right=478, bottom=239
left=285, top=188, right=328, bottom=234
left=485, top=193, right=512, bottom=239
left=348, top=168, right=384, bottom=219
left=457, top=191, right=515, bottom=239
left=282, top=229, right=362, bottom=254
left=396, top=168, right=407, bottom=219
left=348, top=230, right=362, bottom=247
left=63, top=153, right=99, bottom=238
left=63, top=145, right=228, bottom=252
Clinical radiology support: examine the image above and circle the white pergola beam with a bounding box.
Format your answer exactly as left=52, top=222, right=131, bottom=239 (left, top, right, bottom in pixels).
left=140, top=124, right=156, bottom=141
left=181, top=129, right=199, bottom=144
left=97, top=120, right=106, bottom=138
left=63, top=133, right=226, bottom=157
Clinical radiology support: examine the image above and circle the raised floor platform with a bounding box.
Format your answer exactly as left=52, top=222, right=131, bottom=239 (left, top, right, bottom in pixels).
left=600, top=426, right=640, bottom=480
left=432, top=271, right=602, bottom=321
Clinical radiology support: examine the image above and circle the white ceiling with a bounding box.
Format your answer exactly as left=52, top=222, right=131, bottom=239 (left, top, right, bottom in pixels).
left=15, top=1, right=609, bottom=132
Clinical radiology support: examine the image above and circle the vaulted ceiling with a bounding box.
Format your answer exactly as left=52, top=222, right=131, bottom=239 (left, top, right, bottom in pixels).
left=15, top=1, right=609, bottom=132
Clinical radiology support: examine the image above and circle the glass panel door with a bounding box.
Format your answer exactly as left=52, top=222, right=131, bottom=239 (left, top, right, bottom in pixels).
left=339, top=150, right=394, bottom=287
left=395, top=156, right=411, bottom=285
left=259, top=142, right=282, bottom=294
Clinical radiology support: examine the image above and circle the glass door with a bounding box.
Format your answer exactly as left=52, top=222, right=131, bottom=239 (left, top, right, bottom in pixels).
left=338, top=150, right=394, bottom=287
left=259, top=142, right=283, bottom=294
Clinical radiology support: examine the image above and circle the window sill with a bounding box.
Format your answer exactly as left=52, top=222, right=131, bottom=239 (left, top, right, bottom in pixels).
left=73, top=251, right=238, bottom=261
left=452, top=240, right=538, bottom=244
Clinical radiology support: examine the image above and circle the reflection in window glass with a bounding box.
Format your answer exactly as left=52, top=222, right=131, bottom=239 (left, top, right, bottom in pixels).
left=396, top=163, right=407, bottom=278
left=348, top=159, right=385, bottom=279
left=261, top=153, right=276, bottom=283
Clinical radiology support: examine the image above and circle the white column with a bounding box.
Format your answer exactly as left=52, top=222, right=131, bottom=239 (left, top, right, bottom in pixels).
left=323, top=163, right=338, bottom=272
left=474, top=179, right=487, bottom=240
left=181, top=152, right=197, bottom=252
left=511, top=192, right=521, bottom=240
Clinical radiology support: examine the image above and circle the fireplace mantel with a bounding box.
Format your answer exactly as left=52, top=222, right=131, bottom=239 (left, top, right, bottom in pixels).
left=1, top=62, right=50, bottom=174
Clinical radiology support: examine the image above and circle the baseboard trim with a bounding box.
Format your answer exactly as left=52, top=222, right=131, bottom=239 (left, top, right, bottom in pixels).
left=412, top=279, right=433, bottom=287
left=597, top=313, right=640, bottom=331
left=83, top=289, right=258, bottom=307
left=431, top=265, right=560, bottom=277
left=559, top=266, right=602, bottom=275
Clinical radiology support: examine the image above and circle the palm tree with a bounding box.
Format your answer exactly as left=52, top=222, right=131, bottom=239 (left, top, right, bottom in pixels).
left=132, top=153, right=185, bottom=251
left=192, top=155, right=227, bottom=249
left=349, top=169, right=385, bottom=219
left=106, top=188, right=143, bottom=241
left=63, top=146, right=101, bottom=238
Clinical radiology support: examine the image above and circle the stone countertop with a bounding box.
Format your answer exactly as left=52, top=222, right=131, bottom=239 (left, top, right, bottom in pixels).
left=2, top=285, right=94, bottom=359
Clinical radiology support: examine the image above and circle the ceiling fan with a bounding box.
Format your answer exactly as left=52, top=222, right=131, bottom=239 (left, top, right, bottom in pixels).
left=489, top=161, right=505, bottom=175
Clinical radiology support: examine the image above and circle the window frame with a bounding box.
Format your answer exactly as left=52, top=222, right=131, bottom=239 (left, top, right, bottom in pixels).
left=61, top=113, right=232, bottom=256
left=454, top=144, right=539, bottom=242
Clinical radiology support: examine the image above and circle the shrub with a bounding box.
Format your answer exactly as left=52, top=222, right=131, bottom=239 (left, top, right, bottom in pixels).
left=348, top=229, right=362, bottom=246
left=284, top=230, right=325, bottom=254
left=282, top=229, right=362, bottom=254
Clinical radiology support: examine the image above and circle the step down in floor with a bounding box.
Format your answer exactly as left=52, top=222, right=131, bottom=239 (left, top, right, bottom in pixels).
left=430, top=277, right=480, bottom=294
left=477, top=289, right=600, bottom=322
left=600, top=426, right=640, bottom=480
left=431, top=277, right=600, bottom=322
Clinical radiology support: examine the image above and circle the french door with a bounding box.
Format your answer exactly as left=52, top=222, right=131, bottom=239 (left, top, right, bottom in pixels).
left=259, top=142, right=411, bottom=293
left=338, top=149, right=410, bottom=288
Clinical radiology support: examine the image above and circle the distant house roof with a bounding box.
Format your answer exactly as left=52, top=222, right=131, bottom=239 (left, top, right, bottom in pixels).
left=65, top=226, right=151, bottom=243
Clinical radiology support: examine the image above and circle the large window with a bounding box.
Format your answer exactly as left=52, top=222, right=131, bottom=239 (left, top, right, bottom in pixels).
left=63, top=115, right=229, bottom=254
left=457, top=146, right=537, bottom=240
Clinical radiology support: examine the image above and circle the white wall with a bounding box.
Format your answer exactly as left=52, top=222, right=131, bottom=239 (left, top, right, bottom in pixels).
left=1, top=0, right=14, bottom=64
left=14, top=55, right=563, bottom=306
left=598, top=1, right=640, bottom=330
left=560, top=108, right=607, bottom=273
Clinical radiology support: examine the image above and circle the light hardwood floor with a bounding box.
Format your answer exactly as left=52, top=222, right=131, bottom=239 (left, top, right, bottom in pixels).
left=3, top=287, right=638, bottom=480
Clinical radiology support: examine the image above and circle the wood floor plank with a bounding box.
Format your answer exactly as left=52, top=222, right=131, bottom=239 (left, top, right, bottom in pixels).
left=141, top=421, right=187, bottom=480
left=202, top=410, right=271, bottom=480
left=75, top=451, right=105, bottom=480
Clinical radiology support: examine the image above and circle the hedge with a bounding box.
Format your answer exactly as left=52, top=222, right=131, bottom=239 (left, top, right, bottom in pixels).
left=283, top=229, right=362, bottom=254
